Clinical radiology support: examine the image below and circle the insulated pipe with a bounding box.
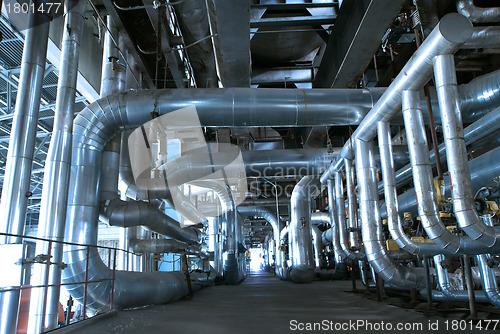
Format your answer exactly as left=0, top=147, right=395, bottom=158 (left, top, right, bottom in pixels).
left=384, top=144, right=500, bottom=219
left=433, top=55, right=500, bottom=251
left=326, top=181, right=346, bottom=263
left=0, top=6, right=51, bottom=243
left=237, top=206, right=285, bottom=277
left=320, top=13, right=474, bottom=182
left=0, top=6, right=51, bottom=334
left=377, top=121, right=445, bottom=256
left=27, top=2, right=86, bottom=332
left=430, top=255, right=489, bottom=303
left=463, top=27, right=500, bottom=49
left=105, top=199, right=201, bottom=243
left=477, top=254, right=500, bottom=307
left=456, top=0, right=500, bottom=23
left=335, top=172, right=360, bottom=260
left=289, top=176, right=318, bottom=283
left=355, top=139, right=426, bottom=289
left=402, top=90, right=487, bottom=254
left=383, top=103, right=500, bottom=193
left=129, top=238, right=201, bottom=256
left=312, top=225, right=323, bottom=268
left=458, top=69, right=500, bottom=119
left=344, top=159, right=362, bottom=254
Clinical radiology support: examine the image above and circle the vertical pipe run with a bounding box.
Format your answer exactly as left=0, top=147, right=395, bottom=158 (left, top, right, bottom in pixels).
left=0, top=4, right=51, bottom=334
left=344, top=159, right=360, bottom=252
left=463, top=254, right=477, bottom=318
left=327, top=179, right=346, bottom=263
left=27, top=2, right=87, bottom=332
left=433, top=54, right=500, bottom=250
left=289, top=176, right=318, bottom=283
left=335, top=172, right=351, bottom=258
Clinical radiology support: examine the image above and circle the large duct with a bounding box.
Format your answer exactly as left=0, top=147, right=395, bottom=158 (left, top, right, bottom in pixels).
left=237, top=206, right=285, bottom=277
left=456, top=0, right=500, bottom=23
left=433, top=55, right=500, bottom=251
left=355, top=139, right=426, bottom=289
left=311, top=225, right=323, bottom=268
left=289, top=176, right=318, bottom=283
left=321, top=13, right=474, bottom=182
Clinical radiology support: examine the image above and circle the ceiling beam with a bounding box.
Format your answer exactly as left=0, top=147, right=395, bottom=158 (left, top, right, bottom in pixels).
left=250, top=15, right=336, bottom=28
left=207, top=0, right=251, bottom=88
left=313, top=0, right=405, bottom=88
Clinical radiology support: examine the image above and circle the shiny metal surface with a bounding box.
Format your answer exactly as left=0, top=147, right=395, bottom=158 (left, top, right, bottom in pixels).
left=344, top=159, right=362, bottom=254
left=456, top=0, right=500, bottom=23
left=355, top=139, right=426, bottom=289
left=385, top=103, right=500, bottom=193
left=433, top=55, right=500, bottom=250
left=463, top=27, right=500, bottom=49
left=326, top=180, right=346, bottom=263
left=321, top=13, right=474, bottom=182
left=377, top=121, right=443, bottom=256
left=477, top=254, right=500, bottom=307
left=27, top=2, right=86, bottom=332
left=0, top=7, right=51, bottom=334
left=129, top=238, right=189, bottom=254
left=335, top=172, right=354, bottom=259
left=289, top=176, right=318, bottom=283
left=402, top=90, right=487, bottom=254
left=431, top=254, right=489, bottom=302
left=105, top=199, right=201, bottom=242
left=311, top=225, right=323, bottom=268
left=459, top=69, right=500, bottom=117
left=237, top=206, right=285, bottom=277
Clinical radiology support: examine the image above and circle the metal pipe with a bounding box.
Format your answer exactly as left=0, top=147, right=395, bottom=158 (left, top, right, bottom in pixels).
left=458, top=69, right=500, bottom=117
left=430, top=255, right=489, bottom=302
left=105, top=199, right=201, bottom=243
left=27, top=2, right=86, bottom=332
left=377, top=121, right=444, bottom=256
left=0, top=5, right=51, bottom=334
left=289, top=176, right=318, bottom=283
left=312, top=225, right=323, bottom=268
left=129, top=238, right=197, bottom=255
left=237, top=206, right=285, bottom=277
left=355, top=139, right=426, bottom=289
left=326, top=180, right=347, bottom=263
left=320, top=13, right=474, bottom=182
left=402, top=90, right=488, bottom=254
left=456, top=0, right=500, bottom=23
left=433, top=55, right=500, bottom=251
left=335, top=172, right=354, bottom=259
left=344, top=159, right=362, bottom=254
left=384, top=103, right=500, bottom=193
left=463, top=27, right=500, bottom=49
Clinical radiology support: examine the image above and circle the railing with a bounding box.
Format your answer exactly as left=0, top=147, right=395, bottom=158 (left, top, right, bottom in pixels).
left=0, top=232, right=139, bottom=332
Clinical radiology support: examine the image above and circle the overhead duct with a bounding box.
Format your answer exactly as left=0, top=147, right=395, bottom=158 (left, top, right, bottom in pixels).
left=355, top=139, right=426, bottom=289
left=320, top=13, right=474, bottom=182
left=464, top=27, right=500, bottom=49
left=289, top=176, right=318, bottom=283
left=237, top=206, right=285, bottom=277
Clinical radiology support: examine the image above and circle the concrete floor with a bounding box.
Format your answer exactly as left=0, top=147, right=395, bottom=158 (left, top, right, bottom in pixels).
left=59, top=271, right=492, bottom=334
